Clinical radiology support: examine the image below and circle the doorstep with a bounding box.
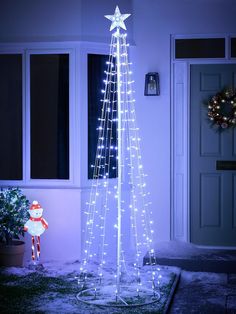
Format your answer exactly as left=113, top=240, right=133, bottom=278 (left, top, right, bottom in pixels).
left=144, top=241, right=236, bottom=273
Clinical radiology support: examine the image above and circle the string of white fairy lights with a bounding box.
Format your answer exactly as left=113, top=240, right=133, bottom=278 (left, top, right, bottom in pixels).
left=120, top=33, right=159, bottom=289
left=80, top=33, right=117, bottom=280
left=80, top=7, right=160, bottom=298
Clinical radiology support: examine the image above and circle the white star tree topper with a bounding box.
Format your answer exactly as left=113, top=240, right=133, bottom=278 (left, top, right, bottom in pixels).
left=105, top=6, right=130, bottom=31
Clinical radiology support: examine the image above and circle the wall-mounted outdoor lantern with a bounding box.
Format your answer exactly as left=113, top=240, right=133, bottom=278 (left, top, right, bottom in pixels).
left=144, top=72, right=160, bottom=96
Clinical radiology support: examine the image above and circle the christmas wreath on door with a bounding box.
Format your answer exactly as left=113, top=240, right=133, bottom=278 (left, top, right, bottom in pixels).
left=207, top=89, right=236, bottom=129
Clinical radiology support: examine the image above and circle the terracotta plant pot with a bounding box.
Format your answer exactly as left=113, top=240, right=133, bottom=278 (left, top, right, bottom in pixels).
left=0, top=241, right=25, bottom=267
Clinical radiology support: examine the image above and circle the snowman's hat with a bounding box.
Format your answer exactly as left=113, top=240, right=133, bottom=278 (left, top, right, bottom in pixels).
left=30, top=200, right=42, bottom=210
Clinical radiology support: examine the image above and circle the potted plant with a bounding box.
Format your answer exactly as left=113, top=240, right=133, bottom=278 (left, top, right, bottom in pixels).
left=0, top=187, right=30, bottom=267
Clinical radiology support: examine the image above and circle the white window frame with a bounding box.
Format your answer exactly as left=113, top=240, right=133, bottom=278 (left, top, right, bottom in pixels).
left=79, top=42, right=113, bottom=188
left=0, top=42, right=79, bottom=188
left=78, top=41, right=136, bottom=188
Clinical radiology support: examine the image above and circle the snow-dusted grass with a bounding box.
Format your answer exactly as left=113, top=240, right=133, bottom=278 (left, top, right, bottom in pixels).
left=0, top=261, right=179, bottom=314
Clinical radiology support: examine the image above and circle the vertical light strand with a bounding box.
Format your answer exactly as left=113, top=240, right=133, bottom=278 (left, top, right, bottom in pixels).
left=121, top=33, right=158, bottom=285
left=121, top=35, right=143, bottom=284
left=97, top=40, right=118, bottom=281
left=115, top=27, right=122, bottom=296
left=81, top=33, right=117, bottom=277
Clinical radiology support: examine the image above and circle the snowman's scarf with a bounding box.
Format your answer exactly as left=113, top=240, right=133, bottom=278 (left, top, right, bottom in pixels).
left=30, top=216, right=48, bottom=229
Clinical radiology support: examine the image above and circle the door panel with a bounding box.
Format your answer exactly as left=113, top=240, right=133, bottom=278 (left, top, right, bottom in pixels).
left=200, top=174, right=221, bottom=227
left=190, top=64, right=236, bottom=246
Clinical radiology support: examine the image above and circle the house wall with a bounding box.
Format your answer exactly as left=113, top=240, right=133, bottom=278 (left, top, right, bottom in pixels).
left=0, top=0, right=236, bottom=261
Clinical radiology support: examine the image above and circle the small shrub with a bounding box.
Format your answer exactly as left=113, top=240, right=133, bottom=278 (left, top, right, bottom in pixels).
left=0, top=187, right=30, bottom=245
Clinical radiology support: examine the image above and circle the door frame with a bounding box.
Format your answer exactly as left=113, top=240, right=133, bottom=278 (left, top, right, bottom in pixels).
left=170, top=34, right=236, bottom=247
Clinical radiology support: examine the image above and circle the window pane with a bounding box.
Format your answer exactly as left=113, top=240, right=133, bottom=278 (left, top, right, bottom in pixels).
left=30, top=54, right=69, bottom=179
left=0, top=54, right=22, bottom=180
left=175, top=38, right=225, bottom=59
left=88, top=54, right=117, bottom=179
left=231, top=38, right=236, bottom=58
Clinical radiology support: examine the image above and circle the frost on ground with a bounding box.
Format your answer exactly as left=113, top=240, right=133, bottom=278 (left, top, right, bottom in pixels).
left=0, top=260, right=180, bottom=314
left=180, top=270, right=228, bottom=285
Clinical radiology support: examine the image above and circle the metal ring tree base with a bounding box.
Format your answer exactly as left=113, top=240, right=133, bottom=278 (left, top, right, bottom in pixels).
left=77, top=284, right=160, bottom=308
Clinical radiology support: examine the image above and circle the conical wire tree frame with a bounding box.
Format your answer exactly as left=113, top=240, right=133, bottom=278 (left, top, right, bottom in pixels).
left=77, top=6, right=161, bottom=308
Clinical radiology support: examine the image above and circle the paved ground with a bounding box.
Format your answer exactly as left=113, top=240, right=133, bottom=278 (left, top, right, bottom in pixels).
left=144, top=241, right=236, bottom=313
left=168, top=271, right=236, bottom=314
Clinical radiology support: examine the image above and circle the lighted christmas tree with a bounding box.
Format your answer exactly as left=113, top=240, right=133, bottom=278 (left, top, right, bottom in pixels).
left=78, top=6, right=160, bottom=306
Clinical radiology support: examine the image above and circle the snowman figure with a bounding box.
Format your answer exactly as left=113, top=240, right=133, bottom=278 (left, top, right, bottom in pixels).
left=24, top=201, right=48, bottom=262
